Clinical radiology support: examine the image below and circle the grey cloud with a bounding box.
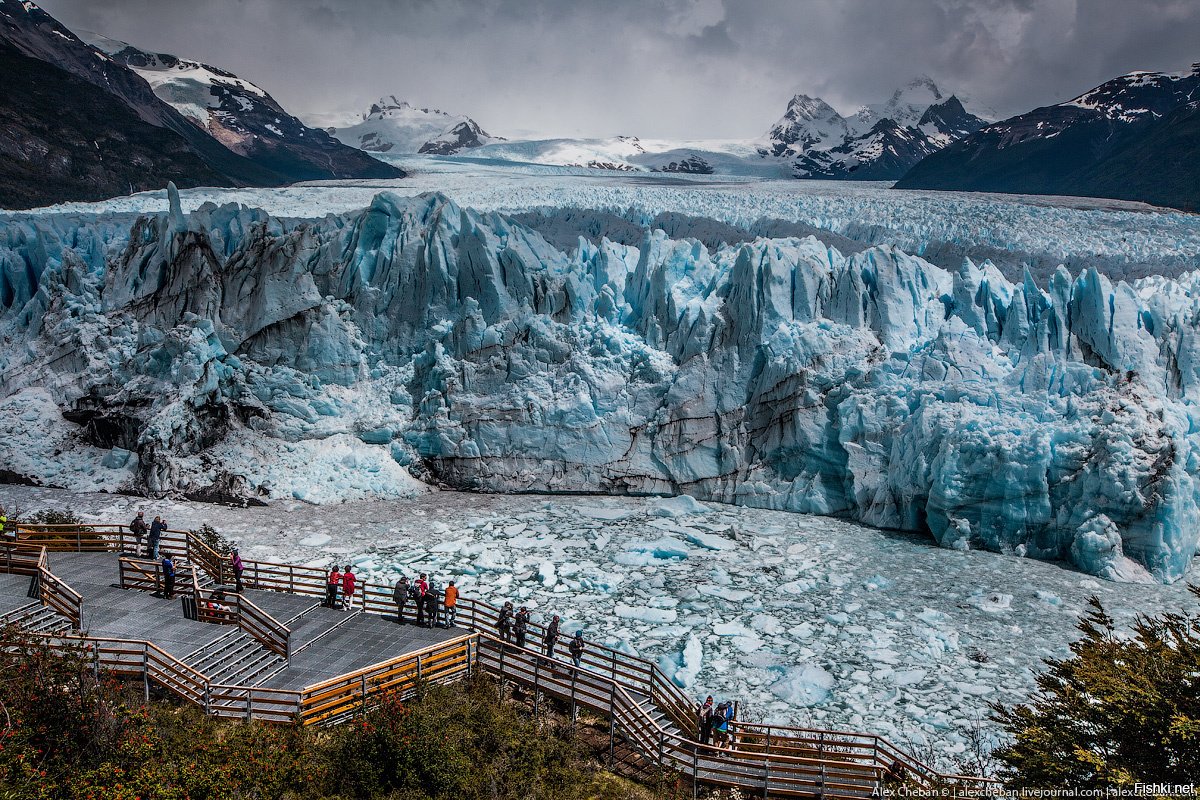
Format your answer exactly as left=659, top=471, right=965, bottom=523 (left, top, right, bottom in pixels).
left=36, top=0, right=1200, bottom=138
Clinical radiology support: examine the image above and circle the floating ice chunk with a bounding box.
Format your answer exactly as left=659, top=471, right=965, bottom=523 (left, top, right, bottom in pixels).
left=677, top=527, right=737, bottom=551
left=712, top=621, right=755, bottom=637
left=863, top=574, right=892, bottom=591
left=298, top=533, right=333, bottom=547
left=1034, top=590, right=1062, bottom=606
left=614, top=604, right=678, bottom=624
left=891, top=669, right=927, bottom=686
left=970, top=592, right=1013, bottom=612
left=732, top=635, right=764, bottom=653
left=538, top=561, right=558, bottom=588
left=956, top=682, right=994, bottom=697
left=824, top=612, right=850, bottom=626
left=648, top=495, right=711, bottom=518
left=770, top=665, right=835, bottom=706
left=673, top=633, right=703, bottom=688
left=576, top=506, right=636, bottom=521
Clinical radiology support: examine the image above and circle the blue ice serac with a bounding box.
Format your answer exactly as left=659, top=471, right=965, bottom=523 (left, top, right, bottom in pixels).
left=1, top=189, right=1198, bottom=582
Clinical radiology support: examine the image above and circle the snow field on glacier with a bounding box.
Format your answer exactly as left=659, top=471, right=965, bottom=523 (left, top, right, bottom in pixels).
left=6, top=156, right=1198, bottom=282
left=4, top=485, right=1194, bottom=761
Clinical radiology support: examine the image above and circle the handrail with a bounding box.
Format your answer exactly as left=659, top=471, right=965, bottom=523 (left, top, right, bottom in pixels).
left=232, top=593, right=291, bottom=658
left=10, top=521, right=996, bottom=793
left=37, top=566, right=82, bottom=630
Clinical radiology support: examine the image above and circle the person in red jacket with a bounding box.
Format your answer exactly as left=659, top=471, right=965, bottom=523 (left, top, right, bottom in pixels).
left=341, top=565, right=357, bottom=611
left=325, top=565, right=342, bottom=609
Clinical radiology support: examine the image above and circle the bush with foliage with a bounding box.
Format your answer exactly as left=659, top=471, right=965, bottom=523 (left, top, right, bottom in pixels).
left=993, top=588, right=1200, bottom=788
left=0, top=626, right=649, bottom=800
left=191, top=522, right=233, bottom=555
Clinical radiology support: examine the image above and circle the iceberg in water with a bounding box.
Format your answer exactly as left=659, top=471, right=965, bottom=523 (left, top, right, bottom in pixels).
left=1, top=191, right=1199, bottom=582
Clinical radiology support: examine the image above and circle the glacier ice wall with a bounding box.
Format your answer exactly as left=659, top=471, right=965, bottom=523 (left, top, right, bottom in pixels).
left=1, top=189, right=1198, bottom=582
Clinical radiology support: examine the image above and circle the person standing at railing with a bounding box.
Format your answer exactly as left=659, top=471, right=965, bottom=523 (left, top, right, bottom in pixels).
left=393, top=575, right=410, bottom=623
left=514, top=606, right=530, bottom=648
left=442, top=580, right=458, bottom=628
left=148, top=516, right=165, bottom=559
left=231, top=547, right=244, bottom=593
left=414, top=573, right=429, bottom=626
left=341, top=565, right=357, bottom=611
left=498, top=601, right=514, bottom=642
left=161, top=552, right=176, bottom=600
left=325, top=565, right=342, bottom=609
left=698, top=696, right=715, bottom=745
left=713, top=700, right=733, bottom=749
left=423, top=582, right=438, bottom=627
left=569, top=629, right=584, bottom=668
left=129, top=511, right=148, bottom=555
left=543, top=614, right=561, bottom=657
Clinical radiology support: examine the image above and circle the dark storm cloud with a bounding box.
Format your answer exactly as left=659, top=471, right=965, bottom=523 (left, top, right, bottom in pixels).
left=36, top=0, right=1200, bottom=138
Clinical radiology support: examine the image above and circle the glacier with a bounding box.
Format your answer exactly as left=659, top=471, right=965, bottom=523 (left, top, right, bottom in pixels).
left=1, top=187, right=1199, bottom=582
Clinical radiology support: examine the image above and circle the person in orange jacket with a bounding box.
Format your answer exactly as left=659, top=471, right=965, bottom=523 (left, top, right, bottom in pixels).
left=442, top=580, right=459, bottom=628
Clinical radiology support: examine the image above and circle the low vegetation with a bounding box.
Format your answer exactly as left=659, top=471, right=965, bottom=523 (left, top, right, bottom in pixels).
left=0, top=626, right=660, bottom=800
left=993, top=587, right=1200, bottom=788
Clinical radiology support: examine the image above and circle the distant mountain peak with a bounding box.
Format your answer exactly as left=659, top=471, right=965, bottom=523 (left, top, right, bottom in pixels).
left=760, top=77, right=983, bottom=180
left=332, top=97, right=499, bottom=155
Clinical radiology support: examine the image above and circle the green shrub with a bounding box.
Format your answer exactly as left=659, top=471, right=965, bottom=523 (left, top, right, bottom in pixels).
left=191, top=523, right=233, bottom=555
left=324, top=676, right=605, bottom=800
left=993, top=588, right=1200, bottom=788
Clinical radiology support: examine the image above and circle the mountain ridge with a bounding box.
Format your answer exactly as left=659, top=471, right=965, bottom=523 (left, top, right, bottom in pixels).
left=896, top=64, right=1200, bottom=211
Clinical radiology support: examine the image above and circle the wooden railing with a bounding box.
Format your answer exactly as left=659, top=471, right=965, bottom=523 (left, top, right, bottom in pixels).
left=38, top=561, right=82, bottom=630
left=9, top=522, right=997, bottom=794
left=298, top=635, right=475, bottom=725
left=231, top=592, right=291, bottom=658
left=0, top=542, right=82, bottom=629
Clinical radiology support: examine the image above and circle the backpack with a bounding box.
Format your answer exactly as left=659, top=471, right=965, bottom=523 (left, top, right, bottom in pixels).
left=409, top=585, right=421, bottom=601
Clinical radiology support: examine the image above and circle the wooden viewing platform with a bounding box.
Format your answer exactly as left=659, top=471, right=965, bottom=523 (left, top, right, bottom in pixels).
left=0, top=523, right=999, bottom=799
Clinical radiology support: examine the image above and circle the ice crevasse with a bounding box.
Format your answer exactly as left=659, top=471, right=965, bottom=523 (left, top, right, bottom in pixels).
left=0, top=188, right=1198, bottom=582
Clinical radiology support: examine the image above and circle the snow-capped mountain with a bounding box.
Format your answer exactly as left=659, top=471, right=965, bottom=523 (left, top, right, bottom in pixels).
left=330, top=97, right=502, bottom=155
left=2, top=188, right=1198, bottom=584
left=0, top=0, right=399, bottom=209
left=760, top=77, right=987, bottom=180
left=897, top=64, right=1200, bottom=211
left=81, top=33, right=401, bottom=183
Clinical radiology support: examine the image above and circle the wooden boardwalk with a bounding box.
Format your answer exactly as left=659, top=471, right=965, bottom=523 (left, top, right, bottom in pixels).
left=1, top=524, right=998, bottom=798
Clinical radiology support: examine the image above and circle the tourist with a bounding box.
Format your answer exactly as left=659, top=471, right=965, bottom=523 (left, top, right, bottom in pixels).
left=514, top=606, right=530, bottom=648
left=129, top=511, right=148, bottom=555
left=231, top=547, right=244, bottom=593
left=341, top=565, right=357, bottom=611
left=697, top=696, right=715, bottom=745
left=325, top=565, right=342, bottom=608
left=423, top=583, right=438, bottom=628
left=543, top=614, right=560, bottom=657
left=713, top=700, right=733, bottom=748
left=393, top=575, right=410, bottom=623
left=160, top=552, right=176, bottom=600
left=443, top=580, right=458, bottom=628
left=569, top=629, right=584, bottom=668
left=497, top=601, right=514, bottom=642
left=414, top=576, right=427, bottom=626
left=147, top=516, right=165, bottom=559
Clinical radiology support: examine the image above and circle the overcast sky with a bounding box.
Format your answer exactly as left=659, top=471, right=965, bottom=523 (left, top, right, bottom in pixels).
left=38, top=0, right=1200, bottom=139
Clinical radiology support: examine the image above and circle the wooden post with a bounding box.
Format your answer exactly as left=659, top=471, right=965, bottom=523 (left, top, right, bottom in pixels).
left=416, top=653, right=423, bottom=682
left=141, top=646, right=150, bottom=704
left=532, top=653, right=542, bottom=719
left=608, top=680, right=616, bottom=766
left=360, top=674, right=368, bottom=716
left=692, top=742, right=699, bottom=800
left=203, top=686, right=211, bottom=715
left=569, top=659, right=578, bottom=723
left=818, top=764, right=826, bottom=800
left=763, top=756, right=771, bottom=800
left=246, top=690, right=254, bottom=722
